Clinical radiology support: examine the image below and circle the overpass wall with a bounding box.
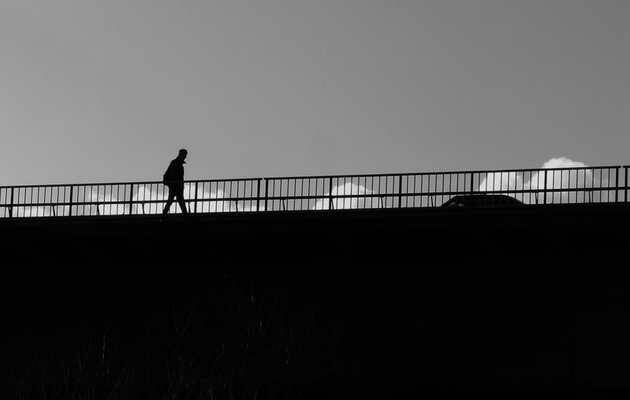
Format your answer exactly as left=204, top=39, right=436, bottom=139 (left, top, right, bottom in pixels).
left=1, top=205, right=629, bottom=397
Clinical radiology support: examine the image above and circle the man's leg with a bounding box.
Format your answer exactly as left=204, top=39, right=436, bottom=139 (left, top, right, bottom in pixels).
left=162, top=186, right=176, bottom=215
left=175, top=186, right=188, bottom=214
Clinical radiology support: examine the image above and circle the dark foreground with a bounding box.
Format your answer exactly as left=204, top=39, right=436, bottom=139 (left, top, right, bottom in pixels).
left=2, top=204, right=630, bottom=398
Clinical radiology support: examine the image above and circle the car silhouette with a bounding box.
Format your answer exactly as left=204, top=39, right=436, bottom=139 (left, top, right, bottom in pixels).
left=441, top=194, right=524, bottom=208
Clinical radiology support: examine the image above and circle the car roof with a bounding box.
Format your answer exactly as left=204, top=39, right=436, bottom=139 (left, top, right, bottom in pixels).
left=443, top=194, right=523, bottom=206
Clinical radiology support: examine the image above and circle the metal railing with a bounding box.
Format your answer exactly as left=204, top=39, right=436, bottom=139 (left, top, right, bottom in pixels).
left=1, top=165, right=628, bottom=218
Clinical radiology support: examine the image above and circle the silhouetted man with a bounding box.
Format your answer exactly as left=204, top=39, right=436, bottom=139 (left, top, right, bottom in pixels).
left=162, top=149, right=188, bottom=215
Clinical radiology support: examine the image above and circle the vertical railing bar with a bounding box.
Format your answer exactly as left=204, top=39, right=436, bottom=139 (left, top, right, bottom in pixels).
left=543, top=170, right=548, bottom=205
left=329, top=177, right=334, bottom=210
left=440, top=173, right=444, bottom=205
left=625, top=166, right=629, bottom=203
left=562, top=170, right=565, bottom=203
left=300, top=178, right=308, bottom=211
left=96, top=186, right=101, bottom=216
left=281, top=179, right=287, bottom=211
left=369, top=176, right=372, bottom=208
left=577, top=169, right=581, bottom=204
left=433, top=174, right=437, bottom=207
left=344, top=176, right=352, bottom=210
left=390, top=175, right=393, bottom=208
left=128, top=184, right=134, bottom=215
left=221, top=181, right=224, bottom=213
left=53, top=187, right=58, bottom=217
left=264, top=179, right=269, bottom=212
left=583, top=169, right=588, bottom=203
left=615, top=166, right=620, bottom=203
left=412, top=175, right=416, bottom=207
left=419, top=175, right=423, bottom=207
left=293, top=178, right=297, bottom=211
left=599, top=169, right=604, bottom=203
left=572, top=170, right=576, bottom=204
left=278, top=179, right=282, bottom=211
left=399, top=176, right=403, bottom=208
left=68, top=185, right=74, bottom=216
left=256, top=178, right=261, bottom=212
left=203, top=182, right=207, bottom=213
left=46, top=187, right=50, bottom=216
left=9, top=187, right=14, bottom=218
left=574, top=169, right=578, bottom=203
left=307, top=178, right=312, bottom=210
left=37, top=187, right=41, bottom=217
left=453, top=173, right=458, bottom=203
left=592, top=168, right=596, bottom=203
left=606, top=168, right=612, bottom=203
left=194, top=182, right=199, bottom=214
left=85, top=186, right=90, bottom=216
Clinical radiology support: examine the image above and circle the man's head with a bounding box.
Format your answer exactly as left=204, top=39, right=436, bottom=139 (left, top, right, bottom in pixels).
left=177, top=149, right=188, bottom=160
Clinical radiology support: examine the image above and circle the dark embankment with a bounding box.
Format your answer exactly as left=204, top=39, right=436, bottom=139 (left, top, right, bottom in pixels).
left=1, top=204, right=630, bottom=398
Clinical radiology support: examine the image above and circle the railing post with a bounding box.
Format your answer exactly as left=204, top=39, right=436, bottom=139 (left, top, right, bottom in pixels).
left=256, top=178, right=261, bottom=212
left=469, top=172, right=474, bottom=194
left=328, top=177, right=334, bottom=210
left=128, top=184, right=134, bottom=215
left=398, top=175, right=403, bottom=208
left=194, top=182, right=199, bottom=213
left=615, top=167, right=620, bottom=203
left=264, top=179, right=269, bottom=212
left=625, top=166, right=628, bottom=204
left=9, top=187, right=14, bottom=218
left=68, top=185, right=74, bottom=216
left=543, top=170, right=548, bottom=205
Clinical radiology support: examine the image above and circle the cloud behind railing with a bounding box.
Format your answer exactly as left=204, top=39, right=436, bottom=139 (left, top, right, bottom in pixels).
left=477, top=156, right=597, bottom=204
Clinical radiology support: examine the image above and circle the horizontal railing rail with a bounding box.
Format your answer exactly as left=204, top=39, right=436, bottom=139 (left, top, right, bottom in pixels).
left=1, top=165, right=628, bottom=218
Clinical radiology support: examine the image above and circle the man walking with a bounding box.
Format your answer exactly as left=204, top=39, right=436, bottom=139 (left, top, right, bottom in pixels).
left=162, top=149, right=189, bottom=215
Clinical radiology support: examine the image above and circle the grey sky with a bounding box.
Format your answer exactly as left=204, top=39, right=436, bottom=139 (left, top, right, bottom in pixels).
left=1, top=0, right=629, bottom=185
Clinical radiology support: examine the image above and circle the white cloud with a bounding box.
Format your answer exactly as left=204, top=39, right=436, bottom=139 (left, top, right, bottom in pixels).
left=476, top=156, right=596, bottom=204
left=541, top=157, right=588, bottom=170
left=527, top=157, right=592, bottom=204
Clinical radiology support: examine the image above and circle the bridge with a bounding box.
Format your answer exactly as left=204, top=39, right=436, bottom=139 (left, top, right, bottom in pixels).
left=1, top=165, right=629, bottom=218
left=3, top=165, right=630, bottom=398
